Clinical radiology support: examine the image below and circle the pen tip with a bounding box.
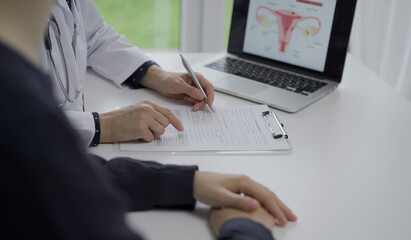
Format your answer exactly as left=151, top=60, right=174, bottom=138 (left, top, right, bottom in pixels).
left=210, top=105, right=216, bottom=113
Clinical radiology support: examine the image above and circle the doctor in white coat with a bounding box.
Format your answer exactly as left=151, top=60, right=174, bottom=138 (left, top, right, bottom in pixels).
left=40, top=0, right=214, bottom=147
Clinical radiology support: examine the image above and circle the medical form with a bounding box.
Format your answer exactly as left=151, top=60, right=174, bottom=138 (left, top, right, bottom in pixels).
left=118, top=104, right=290, bottom=152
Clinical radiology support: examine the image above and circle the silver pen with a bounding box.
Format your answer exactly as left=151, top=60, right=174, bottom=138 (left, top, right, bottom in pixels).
left=180, top=54, right=215, bottom=113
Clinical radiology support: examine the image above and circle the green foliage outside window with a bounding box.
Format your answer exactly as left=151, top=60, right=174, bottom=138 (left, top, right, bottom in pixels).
left=93, top=0, right=234, bottom=50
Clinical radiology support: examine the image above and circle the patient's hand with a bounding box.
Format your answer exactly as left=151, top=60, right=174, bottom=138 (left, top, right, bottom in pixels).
left=193, top=171, right=297, bottom=225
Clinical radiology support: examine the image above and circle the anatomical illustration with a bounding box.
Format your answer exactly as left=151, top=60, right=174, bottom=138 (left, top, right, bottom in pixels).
left=255, top=6, right=321, bottom=53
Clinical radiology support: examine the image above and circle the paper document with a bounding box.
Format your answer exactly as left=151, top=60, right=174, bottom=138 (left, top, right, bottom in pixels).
left=119, top=105, right=290, bottom=152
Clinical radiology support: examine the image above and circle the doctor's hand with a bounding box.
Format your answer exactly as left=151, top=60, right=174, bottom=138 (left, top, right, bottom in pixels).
left=139, top=65, right=214, bottom=111
left=193, top=171, right=297, bottom=225
left=99, top=100, right=183, bottom=143
left=210, top=206, right=275, bottom=236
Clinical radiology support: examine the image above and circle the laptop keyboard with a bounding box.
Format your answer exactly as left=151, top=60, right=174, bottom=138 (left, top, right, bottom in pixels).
left=205, top=57, right=328, bottom=95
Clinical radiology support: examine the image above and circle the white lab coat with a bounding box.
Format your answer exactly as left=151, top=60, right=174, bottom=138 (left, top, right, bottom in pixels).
left=39, top=0, right=150, bottom=146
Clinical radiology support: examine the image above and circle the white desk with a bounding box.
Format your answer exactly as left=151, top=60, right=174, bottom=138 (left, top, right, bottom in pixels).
left=85, top=53, right=411, bottom=240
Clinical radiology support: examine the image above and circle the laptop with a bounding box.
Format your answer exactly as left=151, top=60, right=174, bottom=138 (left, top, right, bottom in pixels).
left=193, top=0, right=357, bottom=113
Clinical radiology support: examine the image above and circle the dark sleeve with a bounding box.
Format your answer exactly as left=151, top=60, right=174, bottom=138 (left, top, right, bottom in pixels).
left=0, top=46, right=142, bottom=240
left=1, top=114, right=142, bottom=240
left=122, top=60, right=159, bottom=89
left=218, top=219, right=275, bottom=240
left=90, top=155, right=198, bottom=211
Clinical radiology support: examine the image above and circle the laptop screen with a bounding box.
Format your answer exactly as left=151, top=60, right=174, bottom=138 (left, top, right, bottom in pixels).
left=243, top=0, right=337, bottom=72
left=228, top=0, right=357, bottom=82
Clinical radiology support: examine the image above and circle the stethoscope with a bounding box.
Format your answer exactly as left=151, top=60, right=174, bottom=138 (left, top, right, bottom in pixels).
left=44, top=15, right=81, bottom=107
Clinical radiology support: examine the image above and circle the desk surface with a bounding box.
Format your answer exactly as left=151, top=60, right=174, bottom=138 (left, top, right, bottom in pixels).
left=85, top=53, right=411, bottom=240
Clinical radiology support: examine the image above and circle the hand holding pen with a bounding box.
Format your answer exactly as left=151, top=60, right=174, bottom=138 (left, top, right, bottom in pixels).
left=180, top=54, right=216, bottom=113
left=139, top=56, right=215, bottom=112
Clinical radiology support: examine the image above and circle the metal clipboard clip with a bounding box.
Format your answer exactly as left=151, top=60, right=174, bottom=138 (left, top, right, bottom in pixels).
left=261, top=111, right=288, bottom=139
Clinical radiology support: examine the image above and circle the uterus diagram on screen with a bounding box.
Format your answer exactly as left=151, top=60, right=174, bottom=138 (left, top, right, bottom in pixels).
left=256, top=6, right=321, bottom=53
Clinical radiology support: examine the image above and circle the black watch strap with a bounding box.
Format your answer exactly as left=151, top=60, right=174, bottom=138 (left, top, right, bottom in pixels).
left=123, top=60, right=159, bottom=89
left=90, top=112, right=100, bottom=147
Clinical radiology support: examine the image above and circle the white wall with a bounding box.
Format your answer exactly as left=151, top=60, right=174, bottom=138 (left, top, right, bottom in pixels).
left=349, top=0, right=411, bottom=102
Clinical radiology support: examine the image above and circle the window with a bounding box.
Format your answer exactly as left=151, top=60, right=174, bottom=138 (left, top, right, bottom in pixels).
left=225, top=0, right=234, bottom=48
left=93, top=0, right=234, bottom=51
left=94, top=0, right=181, bottom=51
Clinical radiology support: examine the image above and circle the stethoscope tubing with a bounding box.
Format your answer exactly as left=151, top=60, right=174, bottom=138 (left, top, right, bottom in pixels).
left=46, top=16, right=81, bottom=106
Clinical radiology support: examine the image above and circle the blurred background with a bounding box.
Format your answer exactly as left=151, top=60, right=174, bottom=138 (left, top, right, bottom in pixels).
left=94, top=0, right=233, bottom=51
left=94, top=0, right=411, bottom=102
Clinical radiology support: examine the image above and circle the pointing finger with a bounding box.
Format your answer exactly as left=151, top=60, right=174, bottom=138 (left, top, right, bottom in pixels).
left=147, top=101, right=184, bottom=131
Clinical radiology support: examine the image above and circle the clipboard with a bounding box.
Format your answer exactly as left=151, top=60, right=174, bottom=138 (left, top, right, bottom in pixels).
left=261, top=110, right=288, bottom=140
left=117, top=104, right=291, bottom=153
